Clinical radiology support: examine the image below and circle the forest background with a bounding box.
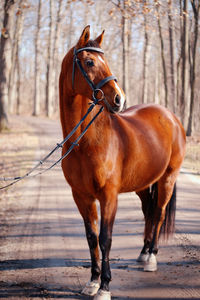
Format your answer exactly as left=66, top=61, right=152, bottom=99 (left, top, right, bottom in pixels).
left=0, top=0, right=199, bottom=137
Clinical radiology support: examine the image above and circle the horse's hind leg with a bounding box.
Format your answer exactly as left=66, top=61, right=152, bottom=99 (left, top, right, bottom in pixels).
left=136, top=187, right=154, bottom=263
left=72, top=190, right=101, bottom=296
left=144, top=169, right=178, bottom=272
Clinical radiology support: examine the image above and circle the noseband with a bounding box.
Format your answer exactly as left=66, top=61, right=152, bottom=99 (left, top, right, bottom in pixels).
left=72, top=47, right=117, bottom=108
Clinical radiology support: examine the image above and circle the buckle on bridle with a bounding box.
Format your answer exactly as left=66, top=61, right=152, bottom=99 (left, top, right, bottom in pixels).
left=92, top=88, right=105, bottom=103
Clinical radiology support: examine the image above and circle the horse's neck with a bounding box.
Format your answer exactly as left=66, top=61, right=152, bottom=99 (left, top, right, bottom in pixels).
left=60, top=94, right=110, bottom=145
left=61, top=94, right=83, bottom=138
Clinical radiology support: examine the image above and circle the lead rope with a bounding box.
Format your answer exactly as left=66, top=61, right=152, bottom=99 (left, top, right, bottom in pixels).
left=0, top=103, right=104, bottom=190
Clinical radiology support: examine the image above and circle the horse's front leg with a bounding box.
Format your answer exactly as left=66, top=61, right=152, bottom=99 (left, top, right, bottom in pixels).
left=72, top=190, right=101, bottom=296
left=94, top=188, right=118, bottom=300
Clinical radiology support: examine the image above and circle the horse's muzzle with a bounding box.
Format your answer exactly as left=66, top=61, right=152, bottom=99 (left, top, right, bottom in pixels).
left=111, top=93, right=125, bottom=113
left=114, top=94, right=121, bottom=107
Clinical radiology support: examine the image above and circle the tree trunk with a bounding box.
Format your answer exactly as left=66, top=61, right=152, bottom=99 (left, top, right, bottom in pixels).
left=0, top=0, right=16, bottom=130
left=8, top=0, right=24, bottom=114
left=168, top=0, right=176, bottom=112
left=16, top=3, right=24, bottom=115
left=142, top=2, right=150, bottom=104
left=52, top=0, right=63, bottom=113
left=8, top=23, right=17, bottom=114
left=122, top=1, right=130, bottom=107
left=0, top=97, right=8, bottom=131
left=45, top=0, right=54, bottom=117
left=33, top=0, right=41, bottom=116
left=67, top=2, right=73, bottom=49
left=156, top=1, right=168, bottom=107
left=154, top=44, right=160, bottom=105
left=180, top=0, right=189, bottom=125
left=186, top=0, right=200, bottom=136
left=16, top=52, right=21, bottom=115
left=176, top=0, right=183, bottom=116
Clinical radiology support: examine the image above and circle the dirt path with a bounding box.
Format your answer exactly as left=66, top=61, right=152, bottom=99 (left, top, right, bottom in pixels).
left=0, top=115, right=200, bottom=299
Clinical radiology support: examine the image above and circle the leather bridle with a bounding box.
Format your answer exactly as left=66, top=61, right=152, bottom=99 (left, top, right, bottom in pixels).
left=72, top=46, right=118, bottom=111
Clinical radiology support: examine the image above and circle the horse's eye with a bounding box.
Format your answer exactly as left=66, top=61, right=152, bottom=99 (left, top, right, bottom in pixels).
left=86, top=60, right=94, bottom=67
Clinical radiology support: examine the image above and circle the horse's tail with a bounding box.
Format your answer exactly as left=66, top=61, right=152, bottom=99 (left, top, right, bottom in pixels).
left=151, top=182, right=176, bottom=239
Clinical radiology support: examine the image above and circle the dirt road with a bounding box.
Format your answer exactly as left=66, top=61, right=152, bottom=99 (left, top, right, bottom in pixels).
left=0, top=115, right=200, bottom=299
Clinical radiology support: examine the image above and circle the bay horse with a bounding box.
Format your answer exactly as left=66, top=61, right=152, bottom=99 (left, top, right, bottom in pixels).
left=59, top=26, right=186, bottom=300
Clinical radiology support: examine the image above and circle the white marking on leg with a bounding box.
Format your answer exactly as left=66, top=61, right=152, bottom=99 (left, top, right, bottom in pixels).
left=143, top=253, right=157, bottom=272
left=93, top=289, right=111, bottom=300
left=137, top=253, right=149, bottom=263
left=82, top=280, right=100, bottom=296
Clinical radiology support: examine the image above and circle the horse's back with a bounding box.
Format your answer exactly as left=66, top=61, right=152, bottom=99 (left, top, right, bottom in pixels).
left=121, top=103, right=179, bottom=125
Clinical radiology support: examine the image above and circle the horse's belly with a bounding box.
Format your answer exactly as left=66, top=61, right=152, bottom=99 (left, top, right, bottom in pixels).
left=120, top=152, right=170, bottom=193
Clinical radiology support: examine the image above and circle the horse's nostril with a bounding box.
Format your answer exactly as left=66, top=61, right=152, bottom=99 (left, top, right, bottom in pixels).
left=114, top=94, right=121, bottom=107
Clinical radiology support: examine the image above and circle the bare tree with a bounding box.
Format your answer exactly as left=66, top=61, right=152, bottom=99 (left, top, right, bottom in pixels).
left=33, top=0, right=41, bottom=116
left=154, top=44, right=162, bottom=105
left=52, top=0, right=63, bottom=113
left=155, top=1, right=168, bottom=107
left=187, top=0, right=200, bottom=136
left=121, top=0, right=130, bottom=107
left=0, top=0, right=16, bottom=130
left=8, top=0, right=24, bottom=114
left=45, top=0, right=55, bottom=117
left=180, top=0, right=189, bottom=125
left=16, top=3, right=25, bottom=115
left=66, top=2, right=73, bottom=49
left=142, top=0, right=151, bottom=104
left=167, top=0, right=176, bottom=112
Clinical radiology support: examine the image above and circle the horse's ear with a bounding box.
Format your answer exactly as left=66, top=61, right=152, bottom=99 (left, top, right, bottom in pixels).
left=77, top=25, right=90, bottom=48
left=95, top=30, right=105, bottom=46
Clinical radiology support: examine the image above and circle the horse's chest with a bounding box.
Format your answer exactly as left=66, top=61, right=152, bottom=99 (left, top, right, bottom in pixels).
left=63, top=146, right=117, bottom=195
left=81, top=152, right=115, bottom=192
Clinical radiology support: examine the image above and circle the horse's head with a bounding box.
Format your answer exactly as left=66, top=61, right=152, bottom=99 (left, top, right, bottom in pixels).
left=67, top=26, right=125, bottom=113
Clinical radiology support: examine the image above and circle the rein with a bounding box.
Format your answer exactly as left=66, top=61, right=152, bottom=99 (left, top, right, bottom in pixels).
left=72, top=46, right=117, bottom=112
left=0, top=103, right=104, bottom=190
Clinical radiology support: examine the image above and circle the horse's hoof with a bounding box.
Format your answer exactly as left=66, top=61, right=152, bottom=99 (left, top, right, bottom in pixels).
left=144, top=253, right=157, bottom=272
left=137, top=253, right=149, bottom=263
left=82, top=280, right=100, bottom=296
left=93, top=289, right=111, bottom=300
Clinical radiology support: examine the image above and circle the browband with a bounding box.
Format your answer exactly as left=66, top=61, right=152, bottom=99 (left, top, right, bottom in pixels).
left=74, top=47, right=104, bottom=55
